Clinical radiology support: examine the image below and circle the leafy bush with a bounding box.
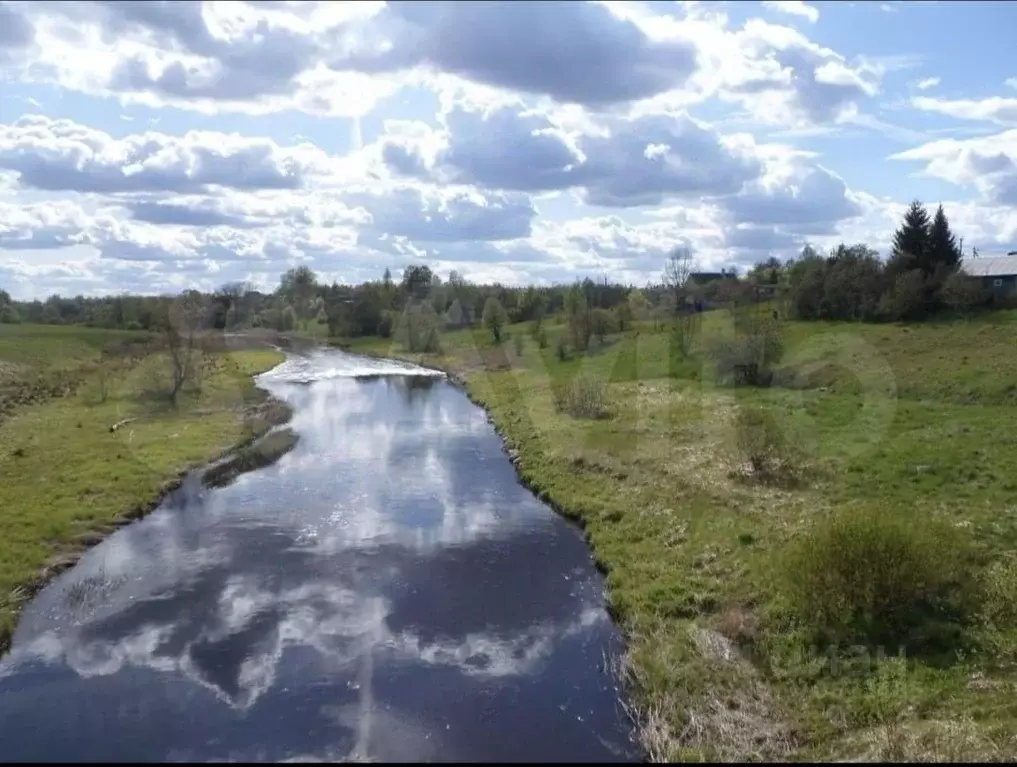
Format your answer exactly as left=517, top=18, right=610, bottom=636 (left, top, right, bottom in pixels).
left=530, top=314, right=544, bottom=339
left=483, top=296, right=508, bottom=343
left=556, top=336, right=569, bottom=361
left=787, top=244, right=885, bottom=322
left=377, top=310, right=394, bottom=338
left=939, top=271, right=990, bottom=314
left=822, top=246, right=884, bottom=321
left=879, top=269, right=927, bottom=321
left=591, top=307, right=615, bottom=344
left=565, top=284, right=592, bottom=351
left=734, top=406, right=794, bottom=482
left=787, top=251, right=828, bottom=320
left=278, top=305, right=297, bottom=332
left=554, top=373, right=608, bottom=419
left=977, top=555, right=1017, bottom=660
left=708, top=315, right=784, bottom=387
left=614, top=301, right=633, bottom=332
left=396, top=304, right=441, bottom=353
left=781, top=508, right=979, bottom=652
left=422, top=326, right=441, bottom=353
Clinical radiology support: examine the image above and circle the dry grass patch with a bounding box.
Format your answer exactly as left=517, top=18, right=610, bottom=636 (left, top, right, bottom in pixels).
left=621, top=621, right=796, bottom=763
left=838, top=717, right=1017, bottom=762
left=554, top=372, right=609, bottom=419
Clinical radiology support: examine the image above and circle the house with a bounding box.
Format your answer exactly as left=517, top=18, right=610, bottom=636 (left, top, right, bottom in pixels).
left=751, top=283, right=781, bottom=300
left=689, top=269, right=739, bottom=286
left=961, top=252, right=1017, bottom=297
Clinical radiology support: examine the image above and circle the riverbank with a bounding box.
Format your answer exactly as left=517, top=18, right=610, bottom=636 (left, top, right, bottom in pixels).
left=0, top=325, right=289, bottom=654
left=344, top=312, right=1017, bottom=762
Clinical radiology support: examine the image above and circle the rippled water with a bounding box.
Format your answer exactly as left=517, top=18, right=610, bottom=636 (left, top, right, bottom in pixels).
left=0, top=349, right=636, bottom=762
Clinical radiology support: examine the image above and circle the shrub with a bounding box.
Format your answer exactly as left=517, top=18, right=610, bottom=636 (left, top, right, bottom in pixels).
left=939, top=271, right=990, bottom=315
left=377, top=310, right=394, bottom=338
left=537, top=328, right=548, bottom=349
left=734, top=406, right=793, bottom=482
left=482, top=296, right=508, bottom=343
left=556, top=336, right=569, bottom=361
left=614, top=301, right=633, bottom=332
left=977, top=555, right=1017, bottom=660
left=422, top=326, right=441, bottom=353
left=530, top=310, right=544, bottom=338
left=84, top=361, right=114, bottom=406
left=787, top=253, right=828, bottom=320
left=672, top=308, right=702, bottom=359
left=708, top=315, right=784, bottom=387
left=591, top=307, right=614, bottom=344
left=879, top=269, right=927, bottom=321
left=554, top=373, right=608, bottom=419
left=0, top=297, right=20, bottom=324
left=278, top=305, right=297, bottom=332
left=822, top=245, right=884, bottom=321
left=781, top=508, right=979, bottom=652
left=564, top=284, right=592, bottom=351
left=396, top=304, right=441, bottom=353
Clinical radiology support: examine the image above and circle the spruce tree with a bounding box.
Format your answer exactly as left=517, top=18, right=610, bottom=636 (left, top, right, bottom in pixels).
left=891, top=200, right=931, bottom=274
left=928, top=204, right=961, bottom=275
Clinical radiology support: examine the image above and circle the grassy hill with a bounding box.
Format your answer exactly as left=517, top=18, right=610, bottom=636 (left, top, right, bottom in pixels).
left=0, top=324, right=285, bottom=652
left=345, top=308, right=1017, bottom=761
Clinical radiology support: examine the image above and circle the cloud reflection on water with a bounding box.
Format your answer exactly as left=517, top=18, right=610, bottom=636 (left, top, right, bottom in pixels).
left=0, top=351, right=633, bottom=762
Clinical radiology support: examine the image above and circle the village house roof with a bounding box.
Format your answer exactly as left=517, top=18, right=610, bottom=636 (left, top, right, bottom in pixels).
left=962, top=254, right=1017, bottom=278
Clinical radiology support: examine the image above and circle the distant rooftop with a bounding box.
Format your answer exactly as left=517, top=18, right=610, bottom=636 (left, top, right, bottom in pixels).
left=962, top=254, right=1017, bottom=278
left=690, top=270, right=737, bottom=282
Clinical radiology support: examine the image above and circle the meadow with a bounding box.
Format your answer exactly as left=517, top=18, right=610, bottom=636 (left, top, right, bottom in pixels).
left=0, top=323, right=285, bottom=652
left=346, top=306, right=1017, bottom=762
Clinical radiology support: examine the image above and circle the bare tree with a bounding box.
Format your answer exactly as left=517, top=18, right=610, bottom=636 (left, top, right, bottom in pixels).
left=663, top=246, right=701, bottom=357
left=663, top=246, right=694, bottom=306
left=163, top=291, right=211, bottom=408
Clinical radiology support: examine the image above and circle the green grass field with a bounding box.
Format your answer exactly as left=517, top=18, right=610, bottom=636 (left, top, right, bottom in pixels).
left=346, top=308, right=1017, bottom=761
left=0, top=324, right=284, bottom=652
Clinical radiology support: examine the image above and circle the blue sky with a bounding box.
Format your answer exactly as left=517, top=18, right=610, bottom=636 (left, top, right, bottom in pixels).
left=1, top=0, right=1015, bottom=299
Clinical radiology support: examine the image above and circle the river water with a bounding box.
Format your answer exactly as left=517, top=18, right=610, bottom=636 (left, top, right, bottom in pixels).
left=0, top=350, right=637, bottom=762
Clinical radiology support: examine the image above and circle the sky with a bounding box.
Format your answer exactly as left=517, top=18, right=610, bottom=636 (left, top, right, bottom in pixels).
left=1, top=0, right=1016, bottom=300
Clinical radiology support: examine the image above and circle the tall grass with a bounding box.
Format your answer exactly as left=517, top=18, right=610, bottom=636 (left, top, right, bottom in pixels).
left=554, top=372, right=608, bottom=419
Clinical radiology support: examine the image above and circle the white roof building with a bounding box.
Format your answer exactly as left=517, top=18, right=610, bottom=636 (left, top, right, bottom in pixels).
left=961, top=254, right=1017, bottom=278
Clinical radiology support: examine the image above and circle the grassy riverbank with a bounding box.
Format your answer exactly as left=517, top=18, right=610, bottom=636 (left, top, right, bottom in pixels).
left=0, top=324, right=286, bottom=652
left=345, top=309, right=1017, bottom=761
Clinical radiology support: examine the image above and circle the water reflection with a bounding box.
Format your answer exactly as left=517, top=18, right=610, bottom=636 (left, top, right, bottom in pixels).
left=0, top=350, right=636, bottom=762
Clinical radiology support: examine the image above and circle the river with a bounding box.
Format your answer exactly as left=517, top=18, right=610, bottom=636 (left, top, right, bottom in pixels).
left=0, top=349, right=637, bottom=762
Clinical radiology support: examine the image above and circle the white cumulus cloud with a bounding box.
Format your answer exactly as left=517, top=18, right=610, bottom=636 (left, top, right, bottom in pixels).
left=761, top=1, right=820, bottom=23
left=0, top=0, right=1014, bottom=298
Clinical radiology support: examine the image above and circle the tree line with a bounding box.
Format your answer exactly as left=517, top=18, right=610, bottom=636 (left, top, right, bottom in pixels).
left=0, top=264, right=657, bottom=339
left=751, top=201, right=1007, bottom=322
left=0, top=200, right=1006, bottom=341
